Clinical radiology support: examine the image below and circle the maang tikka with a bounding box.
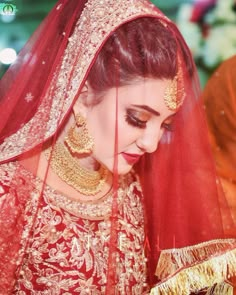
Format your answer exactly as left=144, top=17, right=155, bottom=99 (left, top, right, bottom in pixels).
left=164, top=58, right=185, bottom=111
left=65, top=113, right=94, bottom=154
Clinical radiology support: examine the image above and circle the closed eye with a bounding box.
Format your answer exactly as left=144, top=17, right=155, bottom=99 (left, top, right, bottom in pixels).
left=125, top=112, right=147, bottom=129
left=161, top=122, right=173, bottom=132
left=161, top=115, right=176, bottom=132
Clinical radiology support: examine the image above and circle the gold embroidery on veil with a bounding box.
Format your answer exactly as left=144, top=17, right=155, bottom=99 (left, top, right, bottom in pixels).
left=0, top=0, right=169, bottom=161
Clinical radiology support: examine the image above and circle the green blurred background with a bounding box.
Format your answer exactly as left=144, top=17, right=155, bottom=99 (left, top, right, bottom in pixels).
left=0, top=0, right=236, bottom=87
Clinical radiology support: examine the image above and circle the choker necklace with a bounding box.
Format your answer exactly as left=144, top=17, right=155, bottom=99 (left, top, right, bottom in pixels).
left=44, top=142, right=109, bottom=196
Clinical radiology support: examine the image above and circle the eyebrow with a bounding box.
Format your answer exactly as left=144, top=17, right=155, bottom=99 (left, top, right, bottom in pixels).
left=131, top=104, right=160, bottom=116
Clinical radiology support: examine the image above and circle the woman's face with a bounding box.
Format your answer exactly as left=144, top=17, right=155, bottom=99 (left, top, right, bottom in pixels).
left=84, top=78, right=177, bottom=174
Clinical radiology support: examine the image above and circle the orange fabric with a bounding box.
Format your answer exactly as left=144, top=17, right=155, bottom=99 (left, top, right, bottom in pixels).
left=202, top=55, right=236, bottom=225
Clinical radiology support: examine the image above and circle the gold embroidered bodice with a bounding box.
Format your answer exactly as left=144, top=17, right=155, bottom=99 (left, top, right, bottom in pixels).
left=0, top=162, right=148, bottom=294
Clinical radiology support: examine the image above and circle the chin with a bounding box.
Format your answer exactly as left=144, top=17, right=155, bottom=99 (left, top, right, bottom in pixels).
left=104, top=164, right=132, bottom=175
left=100, top=159, right=133, bottom=175
left=116, top=163, right=133, bottom=175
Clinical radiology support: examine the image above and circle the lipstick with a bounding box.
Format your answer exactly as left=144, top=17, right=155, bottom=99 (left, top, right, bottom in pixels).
left=121, top=153, right=142, bottom=165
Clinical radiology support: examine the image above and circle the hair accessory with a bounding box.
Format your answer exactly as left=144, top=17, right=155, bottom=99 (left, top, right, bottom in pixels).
left=65, top=113, right=94, bottom=154
left=46, top=142, right=109, bottom=196
left=164, top=62, right=185, bottom=111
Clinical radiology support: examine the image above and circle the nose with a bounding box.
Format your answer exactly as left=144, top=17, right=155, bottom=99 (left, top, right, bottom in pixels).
left=136, top=127, right=163, bottom=154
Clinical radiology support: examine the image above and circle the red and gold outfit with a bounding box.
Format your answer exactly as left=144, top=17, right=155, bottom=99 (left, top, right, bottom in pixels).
left=0, top=162, right=148, bottom=294
left=0, top=0, right=236, bottom=294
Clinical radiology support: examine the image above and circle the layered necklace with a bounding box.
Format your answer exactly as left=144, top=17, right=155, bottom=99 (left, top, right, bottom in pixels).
left=45, top=142, right=110, bottom=196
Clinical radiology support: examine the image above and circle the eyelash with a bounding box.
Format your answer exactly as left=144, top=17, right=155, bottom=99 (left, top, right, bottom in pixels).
left=161, top=122, right=174, bottom=132
left=125, top=110, right=174, bottom=132
left=125, top=113, right=147, bottom=129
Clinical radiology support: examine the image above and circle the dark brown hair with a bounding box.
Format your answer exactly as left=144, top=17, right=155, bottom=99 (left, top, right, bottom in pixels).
left=88, top=17, right=192, bottom=95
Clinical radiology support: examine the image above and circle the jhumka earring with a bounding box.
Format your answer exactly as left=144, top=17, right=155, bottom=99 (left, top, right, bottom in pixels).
left=45, top=113, right=108, bottom=196
left=65, top=113, right=94, bottom=154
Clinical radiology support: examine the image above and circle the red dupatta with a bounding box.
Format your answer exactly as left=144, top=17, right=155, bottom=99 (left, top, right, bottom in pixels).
left=0, top=0, right=235, bottom=293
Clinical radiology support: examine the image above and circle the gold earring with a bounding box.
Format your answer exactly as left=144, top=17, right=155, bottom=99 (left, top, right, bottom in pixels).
left=65, top=113, right=94, bottom=154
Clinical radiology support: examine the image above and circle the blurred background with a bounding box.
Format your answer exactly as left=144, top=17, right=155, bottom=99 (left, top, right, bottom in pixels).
left=0, top=0, right=236, bottom=87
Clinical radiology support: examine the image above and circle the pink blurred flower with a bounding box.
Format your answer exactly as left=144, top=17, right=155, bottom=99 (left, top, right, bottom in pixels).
left=190, top=0, right=217, bottom=22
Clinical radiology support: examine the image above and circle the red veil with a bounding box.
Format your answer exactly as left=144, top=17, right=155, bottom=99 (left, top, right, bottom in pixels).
left=0, top=0, right=236, bottom=293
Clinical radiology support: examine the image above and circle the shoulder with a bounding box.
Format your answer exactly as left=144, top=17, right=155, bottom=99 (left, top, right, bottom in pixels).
left=0, top=161, right=36, bottom=203
left=0, top=161, right=18, bottom=188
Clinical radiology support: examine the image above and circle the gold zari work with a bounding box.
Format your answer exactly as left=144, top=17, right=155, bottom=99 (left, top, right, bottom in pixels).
left=0, top=162, right=148, bottom=293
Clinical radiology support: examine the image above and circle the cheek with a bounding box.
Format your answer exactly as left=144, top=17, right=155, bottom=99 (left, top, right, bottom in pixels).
left=90, top=119, right=138, bottom=156
left=87, top=112, right=116, bottom=150
left=87, top=105, right=141, bottom=154
left=117, top=121, right=144, bottom=151
left=159, top=128, right=165, bottom=141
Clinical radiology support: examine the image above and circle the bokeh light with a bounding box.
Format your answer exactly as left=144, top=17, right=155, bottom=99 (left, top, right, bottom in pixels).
left=0, top=47, right=17, bottom=64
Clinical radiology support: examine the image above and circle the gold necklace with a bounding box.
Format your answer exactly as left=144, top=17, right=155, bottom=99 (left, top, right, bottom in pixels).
left=44, top=142, right=109, bottom=196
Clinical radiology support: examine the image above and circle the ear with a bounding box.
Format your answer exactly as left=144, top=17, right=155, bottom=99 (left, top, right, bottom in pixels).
left=72, top=81, right=90, bottom=118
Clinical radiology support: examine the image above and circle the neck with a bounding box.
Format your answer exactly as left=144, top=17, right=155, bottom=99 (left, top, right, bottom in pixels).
left=44, top=142, right=111, bottom=196
left=75, top=154, right=100, bottom=171
left=20, top=143, right=113, bottom=202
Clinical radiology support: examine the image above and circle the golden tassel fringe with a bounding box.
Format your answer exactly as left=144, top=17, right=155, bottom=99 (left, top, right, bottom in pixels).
left=205, top=282, right=233, bottom=295
left=151, top=240, right=236, bottom=295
